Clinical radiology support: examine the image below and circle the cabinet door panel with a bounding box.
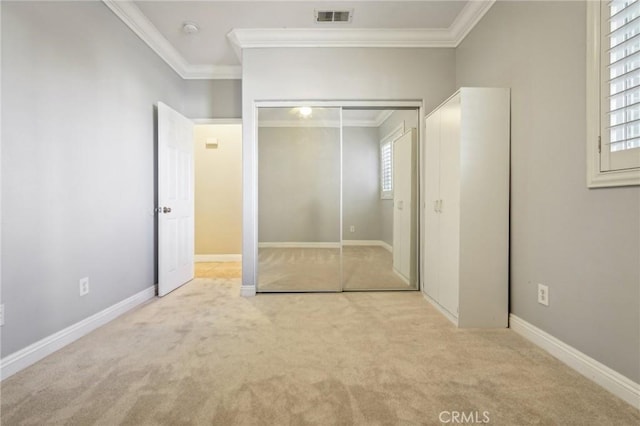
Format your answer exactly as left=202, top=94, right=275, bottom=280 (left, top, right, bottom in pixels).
left=393, top=130, right=414, bottom=281
left=423, top=111, right=441, bottom=299
left=438, top=95, right=462, bottom=317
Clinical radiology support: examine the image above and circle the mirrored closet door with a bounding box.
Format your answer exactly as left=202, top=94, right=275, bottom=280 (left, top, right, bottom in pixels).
left=257, top=106, right=419, bottom=292
left=257, top=107, right=342, bottom=291
left=341, top=109, right=418, bottom=291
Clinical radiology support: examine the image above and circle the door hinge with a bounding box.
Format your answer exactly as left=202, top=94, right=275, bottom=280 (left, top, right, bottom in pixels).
left=598, top=136, right=601, bottom=153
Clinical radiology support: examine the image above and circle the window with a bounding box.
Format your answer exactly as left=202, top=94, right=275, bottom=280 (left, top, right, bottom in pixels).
left=380, top=124, right=404, bottom=199
left=381, top=140, right=393, bottom=199
left=587, top=0, right=640, bottom=187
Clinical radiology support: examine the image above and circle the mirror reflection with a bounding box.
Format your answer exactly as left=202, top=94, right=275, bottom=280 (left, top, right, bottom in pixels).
left=341, top=109, right=417, bottom=290
left=257, top=107, right=342, bottom=291
left=257, top=106, right=418, bottom=292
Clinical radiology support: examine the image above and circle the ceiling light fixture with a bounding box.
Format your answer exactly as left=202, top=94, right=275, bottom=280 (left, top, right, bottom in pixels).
left=299, top=106, right=313, bottom=118
left=182, top=22, right=199, bottom=35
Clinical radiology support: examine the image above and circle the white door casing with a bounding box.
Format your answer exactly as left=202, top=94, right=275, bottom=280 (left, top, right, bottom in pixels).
left=158, top=102, right=194, bottom=296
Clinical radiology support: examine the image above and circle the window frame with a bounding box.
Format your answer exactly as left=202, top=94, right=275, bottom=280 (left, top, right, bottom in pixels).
left=586, top=0, right=640, bottom=187
left=380, top=123, right=404, bottom=199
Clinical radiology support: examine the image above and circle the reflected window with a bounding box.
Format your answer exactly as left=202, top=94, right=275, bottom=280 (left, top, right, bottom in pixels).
left=380, top=139, right=393, bottom=199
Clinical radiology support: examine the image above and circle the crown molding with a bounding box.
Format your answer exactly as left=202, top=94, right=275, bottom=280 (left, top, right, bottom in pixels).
left=258, top=120, right=341, bottom=128
left=182, top=64, right=242, bottom=80
left=227, top=28, right=455, bottom=56
left=102, top=0, right=241, bottom=79
left=375, top=110, right=394, bottom=127
left=227, top=1, right=495, bottom=60
left=103, top=0, right=494, bottom=79
left=258, top=110, right=394, bottom=128
left=449, top=0, right=496, bottom=44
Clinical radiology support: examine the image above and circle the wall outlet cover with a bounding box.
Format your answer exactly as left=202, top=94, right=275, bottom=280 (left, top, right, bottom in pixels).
left=79, top=277, right=90, bottom=297
left=537, top=283, right=549, bottom=306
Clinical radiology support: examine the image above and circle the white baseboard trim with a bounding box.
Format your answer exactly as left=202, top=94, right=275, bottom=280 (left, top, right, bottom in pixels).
left=240, top=285, right=256, bottom=297
left=0, top=286, right=156, bottom=381
left=509, top=314, right=640, bottom=408
left=342, top=240, right=393, bottom=252
left=393, top=267, right=411, bottom=286
left=194, top=254, right=242, bottom=262
left=258, top=242, right=341, bottom=249
left=421, top=291, right=458, bottom=326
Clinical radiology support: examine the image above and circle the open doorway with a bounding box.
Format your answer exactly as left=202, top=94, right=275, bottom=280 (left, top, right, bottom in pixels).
left=193, top=122, right=242, bottom=279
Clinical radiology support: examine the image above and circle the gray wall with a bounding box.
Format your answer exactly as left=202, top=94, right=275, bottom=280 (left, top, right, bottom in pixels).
left=258, top=127, right=341, bottom=243
left=456, top=0, right=640, bottom=382
left=1, top=2, right=185, bottom=356
left=184, top=79, right=242, bottom=119
left=242, top=47, right=457, bottom=289
left=342, top=127, right=383, bottom=241
left=259, top=125, right=397, bottom=244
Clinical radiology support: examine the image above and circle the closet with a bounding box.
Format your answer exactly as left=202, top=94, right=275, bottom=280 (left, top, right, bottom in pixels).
left=256, top=106, right=421, bottom=292
left=423, top=88, right=510, bottom=328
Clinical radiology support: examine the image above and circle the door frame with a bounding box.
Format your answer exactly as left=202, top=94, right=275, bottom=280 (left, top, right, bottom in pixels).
left=251, top=100, right=424, bottom=294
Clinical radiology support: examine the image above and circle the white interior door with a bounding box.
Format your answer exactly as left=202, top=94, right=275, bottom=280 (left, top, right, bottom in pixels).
left=393, top=129, right=413, bottom=281
left=158, top=102, right=194, bottom=296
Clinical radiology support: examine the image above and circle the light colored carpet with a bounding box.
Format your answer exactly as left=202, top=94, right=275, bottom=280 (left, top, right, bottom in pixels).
left=258, top=247, right=342, bottom=291
left=1, top=263, right=638, bottom=425
left=342, top=246, right=412, bottom=291
left=258, top=246, right=413, bottom=292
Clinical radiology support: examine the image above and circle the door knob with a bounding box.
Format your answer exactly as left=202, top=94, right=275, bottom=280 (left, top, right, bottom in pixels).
left=162, top=207, right=172, bottom=213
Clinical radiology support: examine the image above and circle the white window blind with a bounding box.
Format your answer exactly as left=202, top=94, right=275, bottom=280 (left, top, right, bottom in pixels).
left=602, top=0, right=640, bottom=171
left=381, top=140, right=393, bottom=198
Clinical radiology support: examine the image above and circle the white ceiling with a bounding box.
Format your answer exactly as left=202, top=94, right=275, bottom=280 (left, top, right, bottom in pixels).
left=104, top=1, right=495, bottom=79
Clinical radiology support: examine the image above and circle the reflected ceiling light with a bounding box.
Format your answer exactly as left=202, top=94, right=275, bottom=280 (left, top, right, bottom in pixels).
left=299, top=106, right=313, bottom=117
left=182, top=22, right=199, bottom=35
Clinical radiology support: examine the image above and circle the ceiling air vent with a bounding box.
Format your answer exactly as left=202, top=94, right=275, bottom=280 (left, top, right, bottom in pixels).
left=315, top=10, right=353, bottom=24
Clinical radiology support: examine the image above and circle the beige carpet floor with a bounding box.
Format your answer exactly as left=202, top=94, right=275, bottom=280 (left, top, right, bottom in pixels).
left=1, top=262, right=638, bottom=425
left=342, top=246, right=412, bottom=291
left=258, top=246, right=413, bottom=292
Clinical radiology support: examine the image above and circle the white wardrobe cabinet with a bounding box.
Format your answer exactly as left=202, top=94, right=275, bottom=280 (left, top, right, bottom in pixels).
left=423, top=87, right=510, bottom=328
left=393, top=128, right=417, bottom=285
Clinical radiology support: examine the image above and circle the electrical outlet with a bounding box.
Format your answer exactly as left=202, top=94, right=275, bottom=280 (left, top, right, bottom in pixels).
left=0, top=304, right=4, bottom=326
left=350, top=225, right=355, bottom=233
left=537, top=283, right=549, bottom=306
left=79, top=277, right=90, bottom=297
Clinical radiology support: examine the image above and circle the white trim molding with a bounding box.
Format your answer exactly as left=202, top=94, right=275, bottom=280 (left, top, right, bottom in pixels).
left=448, top=0, right=495, bottom=44
left=258, top=242, right=342, bottom=249
left=194, top=254, right=242, bottom=262
left=193, top=118, right=242, bottom=125
left=101, top=0, right=241, bottom=79
left=342, top=239, right=392, bottom=252
left=422, top=291, right=458, bottom=326
left=258, top=120, right=341, bottom=128
left=585, top=1, right=640, bottom=187
left=240, top=285, right=256, bottom=297
left=258, top=109, right=399, bottom=128
left=227, top=1, right=495, bottom=59
left=510, top=314, right=640, bottom=408
left=103, top=0, right=494, bottom=76
left=228, top=28, right=454, bottom=52
left=0, top=286, right=156, bottom=380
